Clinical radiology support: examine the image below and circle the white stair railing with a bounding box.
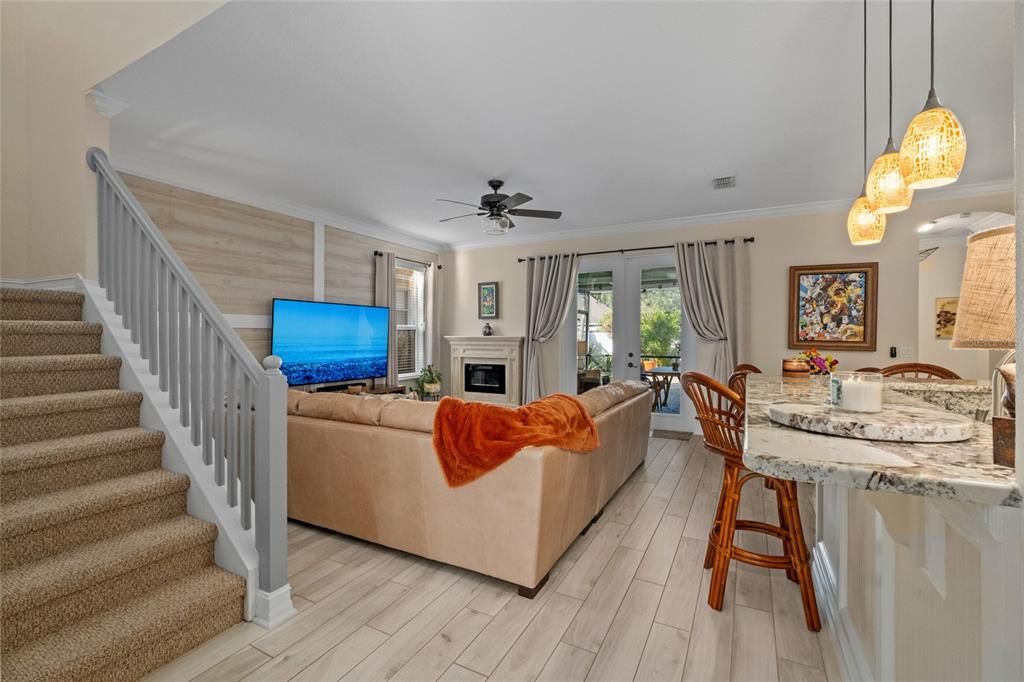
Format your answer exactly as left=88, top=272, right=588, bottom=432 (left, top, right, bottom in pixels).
left=86, top=147, right=289, bottom=613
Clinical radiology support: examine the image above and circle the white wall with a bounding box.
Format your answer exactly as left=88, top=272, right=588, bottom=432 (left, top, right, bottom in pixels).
left=442, top=192, right=1014, bottom=396
left=917, top=239, right=994, bottom=379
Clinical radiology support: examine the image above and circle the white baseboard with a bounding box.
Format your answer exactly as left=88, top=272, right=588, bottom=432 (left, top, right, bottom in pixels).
left=0, top=274, right=82, bottom=290
left=812, top=541, right=874, bottom=682
left=253, top=585, right=299, bottom=630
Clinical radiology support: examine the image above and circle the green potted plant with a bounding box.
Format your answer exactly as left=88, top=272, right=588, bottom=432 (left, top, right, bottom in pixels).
left=416, top=364, right=443, bottom=396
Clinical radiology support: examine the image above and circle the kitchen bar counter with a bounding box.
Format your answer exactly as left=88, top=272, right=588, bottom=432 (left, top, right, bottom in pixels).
left=742, top=374, right=1021, bottom=507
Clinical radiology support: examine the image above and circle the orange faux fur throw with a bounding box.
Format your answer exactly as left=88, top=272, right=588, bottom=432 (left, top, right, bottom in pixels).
left=432, top=394, right=600, bottom=487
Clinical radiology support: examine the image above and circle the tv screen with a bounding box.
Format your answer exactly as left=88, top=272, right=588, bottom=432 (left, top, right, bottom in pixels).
left=271, top=299, right=389, bottom=386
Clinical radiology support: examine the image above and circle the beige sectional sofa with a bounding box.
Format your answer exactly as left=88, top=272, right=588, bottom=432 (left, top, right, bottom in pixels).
left=286, top=381, right=653, bottom=595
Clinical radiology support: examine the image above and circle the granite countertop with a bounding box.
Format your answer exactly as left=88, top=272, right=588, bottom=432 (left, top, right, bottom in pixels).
left=885, top=378, right=992, bottom=394
left=742, top=374, right=1020, bottom=508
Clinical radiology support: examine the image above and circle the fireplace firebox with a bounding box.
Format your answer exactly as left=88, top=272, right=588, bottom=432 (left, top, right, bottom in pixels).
left=465, top=363, right=506, bottom=395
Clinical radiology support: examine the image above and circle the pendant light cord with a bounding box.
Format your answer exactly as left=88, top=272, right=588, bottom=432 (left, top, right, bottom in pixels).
left=863, top=0, right=867, bottom=177
left=888, top=0, right=893, bottom=139
left=930, top=0, right=935, bottom=91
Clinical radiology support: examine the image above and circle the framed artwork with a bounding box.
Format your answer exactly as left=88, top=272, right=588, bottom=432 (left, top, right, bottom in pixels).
left=935, top=297, right=958, bottom=339
left=478, top=281, right=499, bottom=319
left=788, top=262, right=878, bottom=351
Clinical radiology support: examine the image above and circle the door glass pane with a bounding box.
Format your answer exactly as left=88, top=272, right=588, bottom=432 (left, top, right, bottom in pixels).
left=576, top=270, right=613, bottom=394
left=640, top=266, right=681, bottom=415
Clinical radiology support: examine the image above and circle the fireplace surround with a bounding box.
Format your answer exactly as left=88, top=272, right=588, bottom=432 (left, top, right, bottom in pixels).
left=445, top=336, right=524, bottom=406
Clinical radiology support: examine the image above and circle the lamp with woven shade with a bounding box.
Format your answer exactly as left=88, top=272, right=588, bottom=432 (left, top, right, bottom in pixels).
left=898, top=0, right=967, bottom=190
left=951, top=224, right=1015, bottom=466
left=951, top=225, right=1015, bottom=351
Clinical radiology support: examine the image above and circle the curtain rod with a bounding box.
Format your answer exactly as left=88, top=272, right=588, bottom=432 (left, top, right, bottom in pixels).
left=516, top=237, right=754, bottom=263
left=373, top=250, right=442, bottom=270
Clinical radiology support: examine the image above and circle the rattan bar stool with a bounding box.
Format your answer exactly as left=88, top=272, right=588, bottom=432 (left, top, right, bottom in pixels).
left=682, top=371, right=821, bottom=631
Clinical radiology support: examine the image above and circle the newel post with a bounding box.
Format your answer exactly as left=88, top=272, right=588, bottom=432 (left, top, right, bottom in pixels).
left=253, top=355, right=296, bottom=629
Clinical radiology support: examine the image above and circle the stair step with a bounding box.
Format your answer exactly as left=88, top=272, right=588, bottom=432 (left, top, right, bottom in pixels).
left=0, top=354, right=121, bottom=398
left=1, top=320, right=102, bottom=357
left=0, top=389, right=142, bottom=446
left=2, top=427, right=165, bottom=502
left=0, top=288, right=84, bottom=321
left=2, top=565, right=245, bottom=682
left=2, top=516, right=218, bottom=651
left=1, top=469, right=189, bottom=569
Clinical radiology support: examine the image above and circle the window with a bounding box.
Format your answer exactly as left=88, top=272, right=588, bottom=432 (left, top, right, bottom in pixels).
left=394, top=260, right=428, bottom=378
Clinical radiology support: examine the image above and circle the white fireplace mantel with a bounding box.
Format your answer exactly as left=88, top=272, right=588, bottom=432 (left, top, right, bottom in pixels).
left=445, top=336, right=524, bottom=406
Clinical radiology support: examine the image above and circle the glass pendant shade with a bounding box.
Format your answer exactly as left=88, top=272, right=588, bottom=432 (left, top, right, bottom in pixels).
left=482, top=214, right=511, bottom=235
left=866, top=139, right=913, bottom=214
left=847, top=192, right=886, bottom=245
left=898, top=91, right=966, bottom=189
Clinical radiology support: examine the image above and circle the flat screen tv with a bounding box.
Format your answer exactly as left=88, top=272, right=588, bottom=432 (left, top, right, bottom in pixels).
left=271, top=298, right=389, bottom=386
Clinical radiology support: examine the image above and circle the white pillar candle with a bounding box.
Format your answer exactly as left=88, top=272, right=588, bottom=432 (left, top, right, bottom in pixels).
left=831, top=374, right=883, bottom=413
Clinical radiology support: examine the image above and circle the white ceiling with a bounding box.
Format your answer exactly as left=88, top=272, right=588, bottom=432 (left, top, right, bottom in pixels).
left=101, top=0, right=1014, bottom=250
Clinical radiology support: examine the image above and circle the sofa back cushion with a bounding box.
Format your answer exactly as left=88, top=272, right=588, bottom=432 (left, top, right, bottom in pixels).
left=576, top=380, right=650, bottom=417
left=380, top=400, right=438, bottom=433
left=291, top=391, right=386, bottom=426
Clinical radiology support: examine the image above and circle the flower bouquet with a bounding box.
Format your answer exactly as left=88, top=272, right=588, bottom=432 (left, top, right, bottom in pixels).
left=798, top=349, right=838, bottom=375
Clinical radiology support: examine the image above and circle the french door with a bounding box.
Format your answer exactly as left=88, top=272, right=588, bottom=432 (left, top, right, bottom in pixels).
left=563, top=251, right=689, bottom=431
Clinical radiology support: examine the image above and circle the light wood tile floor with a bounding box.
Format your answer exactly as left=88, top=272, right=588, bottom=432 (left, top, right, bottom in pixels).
left=147, top=438, right=840, bottom=682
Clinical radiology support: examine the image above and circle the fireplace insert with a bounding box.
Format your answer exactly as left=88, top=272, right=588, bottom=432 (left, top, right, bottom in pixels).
left=465, top=363, right=506, bottom=395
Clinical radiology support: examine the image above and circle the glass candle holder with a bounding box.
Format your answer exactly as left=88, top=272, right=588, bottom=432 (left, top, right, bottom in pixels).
left=829, top=371, right=884, bottom=413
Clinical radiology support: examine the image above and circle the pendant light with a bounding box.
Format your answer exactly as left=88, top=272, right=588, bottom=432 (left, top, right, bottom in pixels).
left=866, top=0, right=913, bottom=214
left=848, top=0, right=886, bottom=246
left=898, top=0, right=966, bottom=189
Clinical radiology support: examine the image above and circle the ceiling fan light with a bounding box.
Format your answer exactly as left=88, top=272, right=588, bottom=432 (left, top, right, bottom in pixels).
left=866, top=139, right=914, bottom=214
left=899, top=96, right=966, bottom=190
left=482, top=214, right=511, bottom=235
left=847, top=193, right=886, bottom=246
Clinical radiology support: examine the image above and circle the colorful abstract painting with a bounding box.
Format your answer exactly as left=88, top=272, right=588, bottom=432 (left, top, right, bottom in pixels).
left=788, top=263, right=877, bottom=351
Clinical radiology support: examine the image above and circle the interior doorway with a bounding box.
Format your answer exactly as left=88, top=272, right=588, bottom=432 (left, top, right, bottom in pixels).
left=563, top=251, right=691, bottom=432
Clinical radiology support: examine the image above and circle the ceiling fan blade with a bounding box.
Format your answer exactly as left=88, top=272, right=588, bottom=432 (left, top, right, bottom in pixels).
left=439, top=212, right=485, bottom=223
left=506, top=217, right=515, bottom=229
left=501, top=193, right=532, bottom=210
left=437, top=198, right=483, bottom=209
left=507, top=208, right=562, bottom=219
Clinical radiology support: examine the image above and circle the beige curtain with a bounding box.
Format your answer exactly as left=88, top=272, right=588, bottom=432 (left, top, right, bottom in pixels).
left=523, top=253, right=580, bottom=402
left=674, top=239, right=750, bottom=383
left=374, top=251, right=398, bottom=386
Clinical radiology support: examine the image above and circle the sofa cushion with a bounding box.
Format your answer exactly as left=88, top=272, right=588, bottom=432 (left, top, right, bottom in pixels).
left=294, top=391, right=386, bottom=426
left=576, top=380, right=650, bottom=417
left=380, top=399, right=439, bottom=433
left=287, top=389, right=306, bottom=415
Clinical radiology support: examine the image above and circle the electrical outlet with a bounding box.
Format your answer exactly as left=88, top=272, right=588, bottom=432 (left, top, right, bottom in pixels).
left=899, top=346, right=914, bottom=359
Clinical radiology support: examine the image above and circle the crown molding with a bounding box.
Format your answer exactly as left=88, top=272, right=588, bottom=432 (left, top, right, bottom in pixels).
left=86, top=89, right=129, bottom=119
left=450, top=178, right=1014, bottom=251
left=110, top=152, right=447, bottom=254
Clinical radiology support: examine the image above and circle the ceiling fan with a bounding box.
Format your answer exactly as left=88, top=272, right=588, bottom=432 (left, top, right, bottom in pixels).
left=438, top=179, right=562, bottom=235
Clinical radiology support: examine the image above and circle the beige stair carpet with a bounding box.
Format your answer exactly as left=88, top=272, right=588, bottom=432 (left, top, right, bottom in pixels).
left=0, top=288, right=245, bottom=682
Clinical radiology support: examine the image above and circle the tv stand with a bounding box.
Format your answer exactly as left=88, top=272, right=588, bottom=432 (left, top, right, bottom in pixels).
left=313, top=383, right=406, bottom=396
left=366, top=385, right=407, bottom=396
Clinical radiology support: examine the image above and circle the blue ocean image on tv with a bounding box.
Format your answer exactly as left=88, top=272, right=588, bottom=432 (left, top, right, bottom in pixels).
left=271, top=299, right=389, bottom=386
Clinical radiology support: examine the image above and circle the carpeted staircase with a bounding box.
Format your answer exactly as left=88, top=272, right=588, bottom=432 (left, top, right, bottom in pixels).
left=0, top=288, right=245, bottom=682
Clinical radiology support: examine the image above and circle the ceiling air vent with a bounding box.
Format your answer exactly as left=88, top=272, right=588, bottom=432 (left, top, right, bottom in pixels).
left=712, top=176, right=737, bottom=190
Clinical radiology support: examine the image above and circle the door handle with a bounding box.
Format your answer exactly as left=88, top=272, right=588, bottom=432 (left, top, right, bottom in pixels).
left=627, top=362, right=636, bottom=368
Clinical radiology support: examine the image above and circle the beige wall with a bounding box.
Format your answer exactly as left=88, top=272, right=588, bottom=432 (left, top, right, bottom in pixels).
left=442, top=192, right=1014, bottom=394
left=0, top=1, right=222, bottom=280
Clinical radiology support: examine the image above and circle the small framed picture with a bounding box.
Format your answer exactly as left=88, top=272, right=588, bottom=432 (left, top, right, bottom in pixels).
left=935, top=297, right=958, bottom=339
left=478, top=281, right=499, bottom=319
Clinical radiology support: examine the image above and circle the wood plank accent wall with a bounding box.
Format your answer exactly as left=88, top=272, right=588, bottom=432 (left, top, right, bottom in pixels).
left=323, top=225, right=436, bottom=306
left=123, top=174, right=440, bottom=360
left=125, top=175, right=315, bottom=316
